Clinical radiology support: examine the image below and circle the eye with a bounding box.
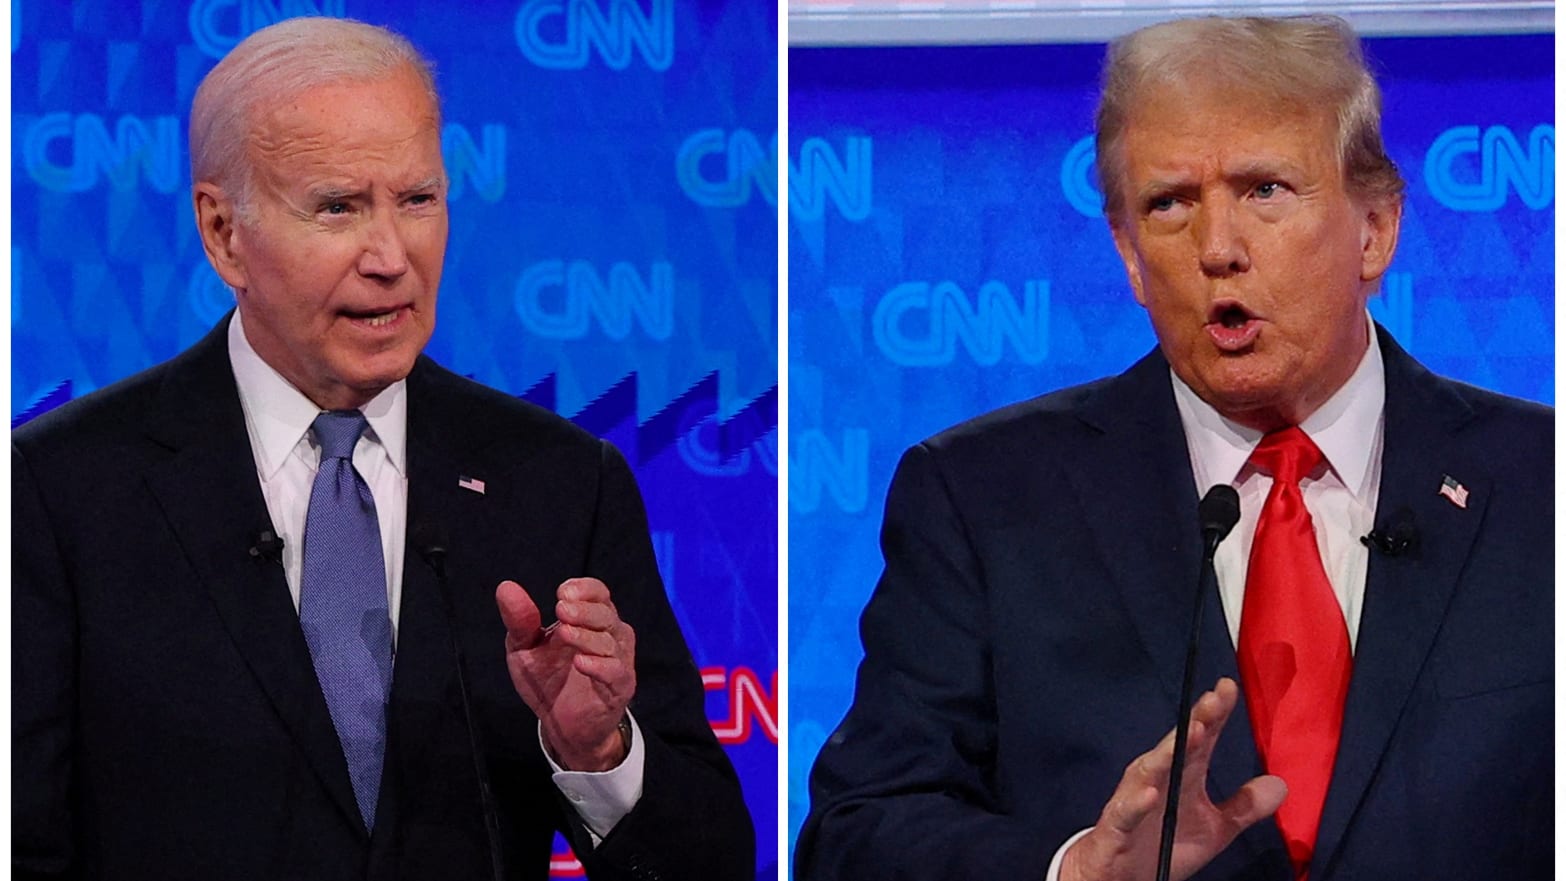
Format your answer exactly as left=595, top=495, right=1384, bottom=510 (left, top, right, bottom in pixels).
left=1148, top=195, right=1178, bottom=214
left=321, top=201, right=351, bottom=216
left=407, top=193, right=438, bottom=207
left=1253, top=181, right=1284, bottom=199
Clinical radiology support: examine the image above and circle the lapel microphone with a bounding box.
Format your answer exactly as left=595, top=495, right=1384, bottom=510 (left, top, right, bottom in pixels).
left=248, top=529, right=285, bottom=564
left=1361, top=507, right=1420, bottom=557
left=413, top=524, right=505, bottom=881
left=1157, top=485, right=1242, bottom=881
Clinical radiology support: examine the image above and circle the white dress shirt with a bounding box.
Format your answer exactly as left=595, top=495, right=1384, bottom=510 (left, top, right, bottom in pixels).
left=1045, top=323, right=1386, bottom=879
left=225, top=312, right=642, bottom=841
left=227, top=311, right=410, bottom=635
left=1174, top=323, right=1386, bottom=651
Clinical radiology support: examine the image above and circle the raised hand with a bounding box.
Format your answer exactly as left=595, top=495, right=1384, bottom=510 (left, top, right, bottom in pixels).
left=495, top=577, right=637, bottom=771
left=1059, top=678, right=1287, bottom=881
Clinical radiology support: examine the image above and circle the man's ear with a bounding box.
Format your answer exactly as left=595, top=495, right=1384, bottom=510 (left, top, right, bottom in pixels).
left=193, top=181, right=248, bottom=291
left=1109, top=217, right=1148, bottom=307
left=1359, top=195, right=1402, bottom=283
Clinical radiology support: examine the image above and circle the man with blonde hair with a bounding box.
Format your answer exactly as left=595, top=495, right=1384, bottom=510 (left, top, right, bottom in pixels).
left=14, top=17, right=752, bottom=880
left=798, top=15, right=1549, bottom=881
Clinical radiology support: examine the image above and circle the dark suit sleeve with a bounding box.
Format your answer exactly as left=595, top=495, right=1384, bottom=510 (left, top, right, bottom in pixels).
left=567, top=441, right=755, bottom=881
left=12, top=442, right=81, bottom=880
left=795, top=442, right=1053, bottom=881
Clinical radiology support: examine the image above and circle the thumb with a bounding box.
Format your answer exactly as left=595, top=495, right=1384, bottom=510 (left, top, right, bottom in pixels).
left=495, top=580, right=544, bottom=649
left=1219, top=773, right=1288, bottom=831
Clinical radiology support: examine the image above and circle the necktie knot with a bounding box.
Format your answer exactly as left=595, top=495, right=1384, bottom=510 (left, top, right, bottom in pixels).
left=313, top=410, right=368, bottom=461
left=1248, top=426, right=1323, bottom=486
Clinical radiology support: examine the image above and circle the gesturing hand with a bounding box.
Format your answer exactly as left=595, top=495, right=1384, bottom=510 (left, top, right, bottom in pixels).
left=1060, top=678, right=1287, bottom=881
left=495, top=578, right=637, bottom=772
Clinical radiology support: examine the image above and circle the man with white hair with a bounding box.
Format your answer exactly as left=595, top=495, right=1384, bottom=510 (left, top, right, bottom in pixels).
left=797, top=15, right=1550, bottom=881
left=14, top=17, right=752, bottom=880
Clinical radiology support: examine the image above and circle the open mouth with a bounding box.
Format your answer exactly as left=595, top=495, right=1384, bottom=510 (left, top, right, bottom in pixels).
left=1216, top=304, right=1250, bottom=328
left=342, top=306, right=408, bottom=328
left=1205, top=300, right=1261, bottom=351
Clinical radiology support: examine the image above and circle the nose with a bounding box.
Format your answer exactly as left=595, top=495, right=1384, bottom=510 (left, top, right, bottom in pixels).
left=357, top=211, right=410, bottom=280
left=1195, top=200, right=1251, bottom=277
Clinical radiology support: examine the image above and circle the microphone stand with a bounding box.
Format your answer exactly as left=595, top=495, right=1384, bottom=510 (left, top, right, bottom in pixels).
left=419, top=534, right=506, bottom=881
left=1156, top=485, right=1239, bottom=881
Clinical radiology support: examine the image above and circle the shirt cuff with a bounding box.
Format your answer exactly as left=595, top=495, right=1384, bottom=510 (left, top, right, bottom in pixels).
left=543, top=713, right=646, bottom=845
left=1045, top=828, right=1093, bottom=881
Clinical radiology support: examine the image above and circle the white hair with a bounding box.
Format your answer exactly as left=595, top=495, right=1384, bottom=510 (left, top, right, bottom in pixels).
left=189, top=17, right=440, bottom=211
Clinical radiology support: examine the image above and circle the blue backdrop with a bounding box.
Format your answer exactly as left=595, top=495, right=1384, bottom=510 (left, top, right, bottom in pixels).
left=786, top=32, right=1553, bottom=868
left=10, top=0, right=779, bottom=876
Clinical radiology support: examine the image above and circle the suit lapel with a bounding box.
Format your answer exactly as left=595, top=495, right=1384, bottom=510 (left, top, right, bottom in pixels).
left=1067, top=352, right=1285, bottom=875
left=373, top=428, right=463, bottom=864
left=384, top=360, right=495, bottom=790
left=138, top=318, right=364, bottom=834
left=1066, top=353, right=1268, bottom=811
left=1310, top=334, right=1486, bottom=879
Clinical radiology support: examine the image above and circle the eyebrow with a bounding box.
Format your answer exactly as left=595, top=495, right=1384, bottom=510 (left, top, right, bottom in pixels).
left=398, top=176, right=446, bottom=196
left=306, top=185, right=361, bottom=202
left=1132, top=158, right=1309, bottom=201
left=1223, top=159, right=1304, bottom=181
left=1133, top=176, right=1196, bottom=201
left=303, top=176, right=446, bottom=202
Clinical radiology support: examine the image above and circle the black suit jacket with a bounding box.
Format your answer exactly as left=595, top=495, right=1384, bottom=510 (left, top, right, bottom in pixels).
left=796, top=330, right=1551, bottom=880
left=13, top=318, right=754, bottom=881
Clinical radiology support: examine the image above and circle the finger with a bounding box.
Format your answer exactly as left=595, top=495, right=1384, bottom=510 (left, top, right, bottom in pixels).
left=1101, top=777, right=1163, bottom=835
left=1125, top=725, right=1177, bottom=791
left=1191, top=678, right=1240, bottom=733
left=1217, top=773, right=1288, bottom=832
left=1183, top=681, right=1239, bottom=769
left=1119, top=682, right=1233, bottom=796
left=556, top=598, right=619, bottom=632
left=558, top=577, right=612, bottom=605
left=572, top=653, right=636, bottom=693
left=551, top=622, right=621, bottom=658
left=495, top=581, right=544, bottom=649
left=1177, top=720, right=1239, bottom=808
left=1102, top=702, right=1219, bottom=837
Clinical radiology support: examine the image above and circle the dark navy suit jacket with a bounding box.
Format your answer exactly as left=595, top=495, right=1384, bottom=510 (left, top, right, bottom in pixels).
left=13, top=317, right=753, bottom=881
left=797, top=330, right=1551, bottom=880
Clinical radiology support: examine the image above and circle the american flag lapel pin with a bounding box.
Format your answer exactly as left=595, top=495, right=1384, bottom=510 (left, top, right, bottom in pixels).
left=457, top=475, right=486, bottom=495
left=1438, top=474, right=1468, bottom=509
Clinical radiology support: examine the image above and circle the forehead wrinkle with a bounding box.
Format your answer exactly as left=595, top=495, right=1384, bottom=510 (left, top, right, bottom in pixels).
left=247, top=81, right=440, bottom=161
left=247, top=122, right=442, bottom=195
left=1124, top=110, right=1331, bottom=175
left=250, top=123, right=432, bottom=165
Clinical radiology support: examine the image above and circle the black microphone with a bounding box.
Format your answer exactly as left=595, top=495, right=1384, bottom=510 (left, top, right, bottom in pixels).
left=1157, top=485, right=1241, bottom=881
left=1361, top=507, right=1419, bottom=557
left=1199, top=484, right=1242, bottom=553
left=248, top=528, right=285, bottom=564
left=413, top=524, right=504, bottom=881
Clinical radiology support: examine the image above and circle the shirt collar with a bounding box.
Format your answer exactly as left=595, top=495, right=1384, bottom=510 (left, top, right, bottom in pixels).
left=227, top=310, right=408, bottom=480
left=1171, top=319, right=1385, bottom=499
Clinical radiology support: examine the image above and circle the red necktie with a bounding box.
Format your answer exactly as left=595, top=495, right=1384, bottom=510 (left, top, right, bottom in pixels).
left=1237, top=427, right=1351, bottom=879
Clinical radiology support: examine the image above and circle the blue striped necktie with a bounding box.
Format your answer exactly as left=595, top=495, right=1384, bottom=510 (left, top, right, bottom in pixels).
left=299, top=409, right=393, bottom=830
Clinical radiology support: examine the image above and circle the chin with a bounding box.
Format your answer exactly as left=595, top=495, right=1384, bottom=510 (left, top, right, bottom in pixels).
left=359, top=364, right=418, bottom=390
left=1193, top=368, right=1291, bottom=416
left=1200, top=355, right=1284, bottom=394
left=337, top=357, right=419, bottom=395
left=1209, top=388, right=1299, bottom=430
